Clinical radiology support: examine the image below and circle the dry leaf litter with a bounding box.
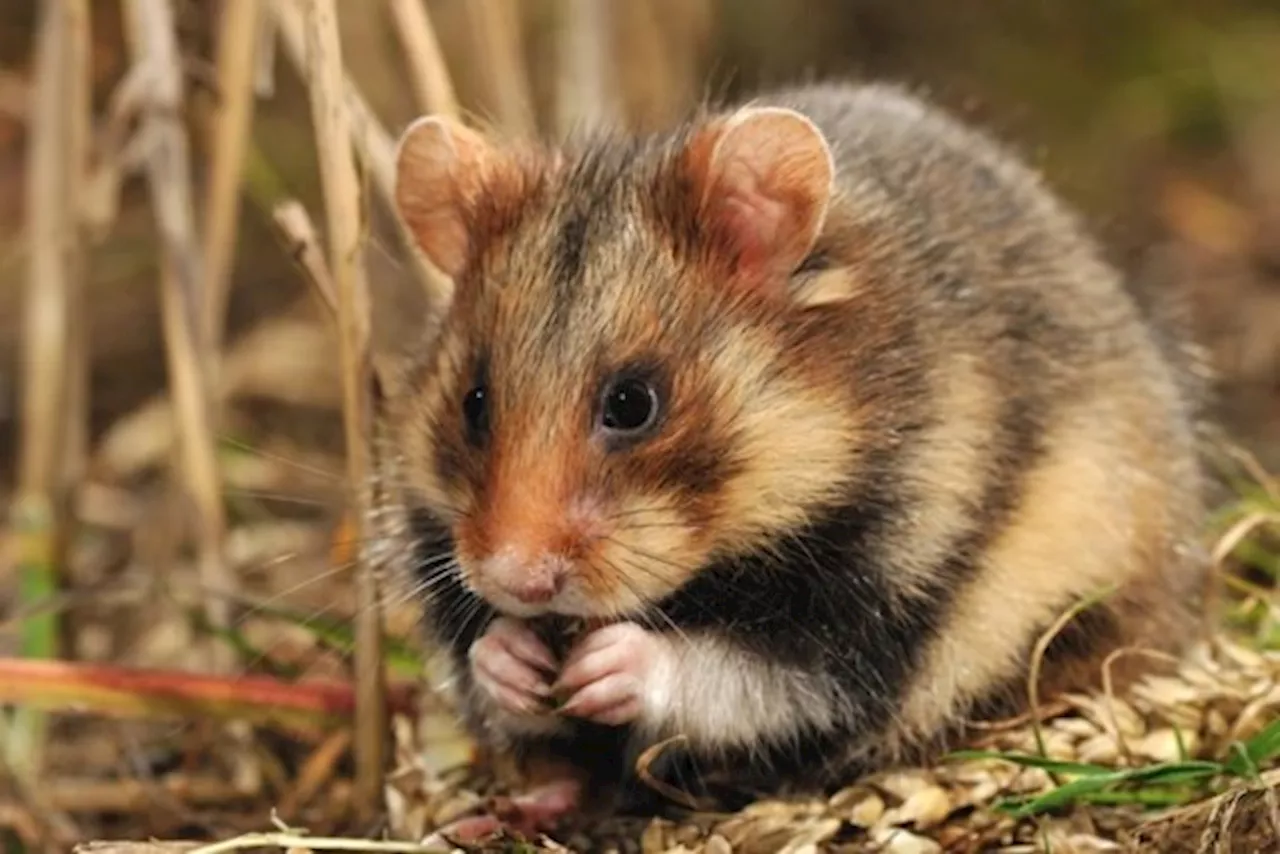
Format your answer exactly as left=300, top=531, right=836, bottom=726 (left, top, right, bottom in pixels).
left=367, top=634, right=1280, bottom=854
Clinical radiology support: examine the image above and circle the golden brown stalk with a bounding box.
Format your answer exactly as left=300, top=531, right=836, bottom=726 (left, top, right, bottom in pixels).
left=202, top=0, right=262, bottom=352
left=272, top=0, right=453, bottom=309
left=465, top=0, right=536, bottom=135
left=120, top=0, right=234, bottom=672
left=554, top=0, right=617, bottom=136
left=8, top=0, right=84, bottom=786
left=61, top=5, right=89, bottom=438
left=383, top=0, right=459, bottom=118
left=299, top=0, right=387, bottom=821
left=16, top=0, right=72, bottom=635
left=58, top=0, right=92, bottom=665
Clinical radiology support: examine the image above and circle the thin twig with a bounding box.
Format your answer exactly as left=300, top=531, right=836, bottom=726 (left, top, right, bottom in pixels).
left=202, top=0, right=262, bottom=351
left=1025, top=584, right=1120, bottom=764
left=1099, top=645, right=1183, bottom=766
left=183, top=831, right=445, bottom=854
left=300, top=0, right=387, bottom=822
left=120, top=0, right=234, bottom=672
left=271, top=0, right=453, bottom=309
left=383, top=0, right=459, bottom=118
left=271, top=199, right=339, bottom=320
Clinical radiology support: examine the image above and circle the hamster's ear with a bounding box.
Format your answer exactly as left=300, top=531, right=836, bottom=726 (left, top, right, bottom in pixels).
left=394, top=116, right=502, bottom=278
left=689, top=107, right=834, bottom=283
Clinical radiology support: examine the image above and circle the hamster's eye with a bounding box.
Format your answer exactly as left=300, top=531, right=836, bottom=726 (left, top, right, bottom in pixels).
left=600, top=376, right=660, bottom=436
left=462, top=385, right=489, bottom=444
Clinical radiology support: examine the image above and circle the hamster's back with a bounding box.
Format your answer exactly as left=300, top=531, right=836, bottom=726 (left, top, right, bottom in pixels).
left=761, top=83, right=1209, bottom=752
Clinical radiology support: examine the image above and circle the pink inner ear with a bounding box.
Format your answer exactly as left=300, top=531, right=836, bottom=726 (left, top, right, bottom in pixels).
left=716, top=185, right=793, bottom=272
left=698, top=109, right=833, bottom=283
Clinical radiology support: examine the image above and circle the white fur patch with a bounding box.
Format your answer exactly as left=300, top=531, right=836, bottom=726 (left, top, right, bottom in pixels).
left=636, top=631, right=841, bottom=751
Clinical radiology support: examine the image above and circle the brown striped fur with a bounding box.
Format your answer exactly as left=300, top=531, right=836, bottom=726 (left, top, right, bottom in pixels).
left=377, top=81, right=1212, bottom=810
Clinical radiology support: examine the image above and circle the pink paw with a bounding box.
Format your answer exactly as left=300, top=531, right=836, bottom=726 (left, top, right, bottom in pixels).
left=554, top=622, right=672, bottom=726
left=469, top=617, right=558, bottom=716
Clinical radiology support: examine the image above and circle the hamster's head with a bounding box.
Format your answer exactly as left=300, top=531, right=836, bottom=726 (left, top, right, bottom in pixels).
left=389, top=107, right=867, bottom=619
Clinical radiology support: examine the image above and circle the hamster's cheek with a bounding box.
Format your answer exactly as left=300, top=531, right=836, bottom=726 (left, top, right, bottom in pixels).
left=583, top=497, right=706, bottom=611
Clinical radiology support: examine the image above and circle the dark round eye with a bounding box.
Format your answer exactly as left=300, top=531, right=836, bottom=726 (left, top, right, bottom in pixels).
left=601, top=376, right=659, bottom=435
left=462, top=385, right=488, bottom=443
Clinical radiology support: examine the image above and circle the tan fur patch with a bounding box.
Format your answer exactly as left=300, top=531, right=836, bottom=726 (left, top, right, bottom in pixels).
left=896, top=383, right=1192, bottom=745
left=878, top=352, right=1000, bottom=597
left=703, top=324, right=862, bottom=553
left=591, top=494, right=707, bottom=617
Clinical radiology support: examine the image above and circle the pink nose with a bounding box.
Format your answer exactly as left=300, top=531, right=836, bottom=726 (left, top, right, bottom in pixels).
left=481, top=548, right=567, bottom=604
left=508, top=574, right=561, bottom=604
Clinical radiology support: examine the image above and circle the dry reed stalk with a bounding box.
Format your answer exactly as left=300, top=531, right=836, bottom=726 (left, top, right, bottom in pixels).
left=466, top=0, right=536, bottom=135
left=272, top=0, right=453, bottom=309
left=554, top=0, right=617, bottom=136
left=201, top=0, right=262, bottom=351
left=299, top=0, right=387, bottom=821
left=60, top=0, right=92, bottom=543
left=120, top=0, right=234, bottom=672
left=7, top=0, right=82, bottom=788
left=383, top=0, right=459, bottom=118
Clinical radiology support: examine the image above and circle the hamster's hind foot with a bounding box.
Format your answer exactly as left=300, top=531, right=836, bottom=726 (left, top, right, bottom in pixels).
left=429, top=777, right=584, bottom=845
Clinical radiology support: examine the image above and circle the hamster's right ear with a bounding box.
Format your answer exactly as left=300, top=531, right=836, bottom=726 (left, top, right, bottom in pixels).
left=393, top=116, right=501, bottom=278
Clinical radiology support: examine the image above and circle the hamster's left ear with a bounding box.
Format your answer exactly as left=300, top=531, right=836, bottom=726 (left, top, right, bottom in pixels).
left=684, top=107, right=835, bottom=285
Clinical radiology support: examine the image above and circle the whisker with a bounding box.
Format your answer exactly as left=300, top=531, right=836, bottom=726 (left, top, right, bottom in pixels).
left=593, top=552, right=692, bottom=647
left=217, top=434, right=344, bottom=483
left=221, top=488, right=336, bottom=508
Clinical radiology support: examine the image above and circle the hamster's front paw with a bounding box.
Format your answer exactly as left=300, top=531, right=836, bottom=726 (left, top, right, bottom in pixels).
left=469, top=616, right=557, bottom=716
left=554, top=622, right=674, bottom=726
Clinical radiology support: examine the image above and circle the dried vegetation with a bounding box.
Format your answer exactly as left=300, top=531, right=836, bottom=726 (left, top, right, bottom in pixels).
left=1, top=1, right=1279, bottom=853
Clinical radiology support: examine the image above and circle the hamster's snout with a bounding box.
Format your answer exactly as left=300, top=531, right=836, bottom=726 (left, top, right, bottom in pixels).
left=477, top=546, right=570, bottom=607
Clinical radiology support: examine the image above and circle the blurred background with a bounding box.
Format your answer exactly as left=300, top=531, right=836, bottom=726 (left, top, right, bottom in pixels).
left=1, top=0, right=1279, bottom=483
left=0, top=0, right=1278, bottom=845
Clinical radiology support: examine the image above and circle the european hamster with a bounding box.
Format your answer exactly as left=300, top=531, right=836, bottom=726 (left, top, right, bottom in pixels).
left=376, top=81, right=1210, bottom=830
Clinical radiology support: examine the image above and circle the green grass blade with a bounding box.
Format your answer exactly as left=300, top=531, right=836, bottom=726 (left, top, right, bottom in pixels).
left=945, top=749, right=1115, bottom=777
left=1224, top=718, right=1280, bottom=776
left=979, top=759, right=1223, bottom=817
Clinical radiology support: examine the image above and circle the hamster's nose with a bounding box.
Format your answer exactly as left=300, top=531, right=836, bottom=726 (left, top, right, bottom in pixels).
left=509, top=572, right=563, bottom=604
left=482, top=548, right=568, bottom=604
